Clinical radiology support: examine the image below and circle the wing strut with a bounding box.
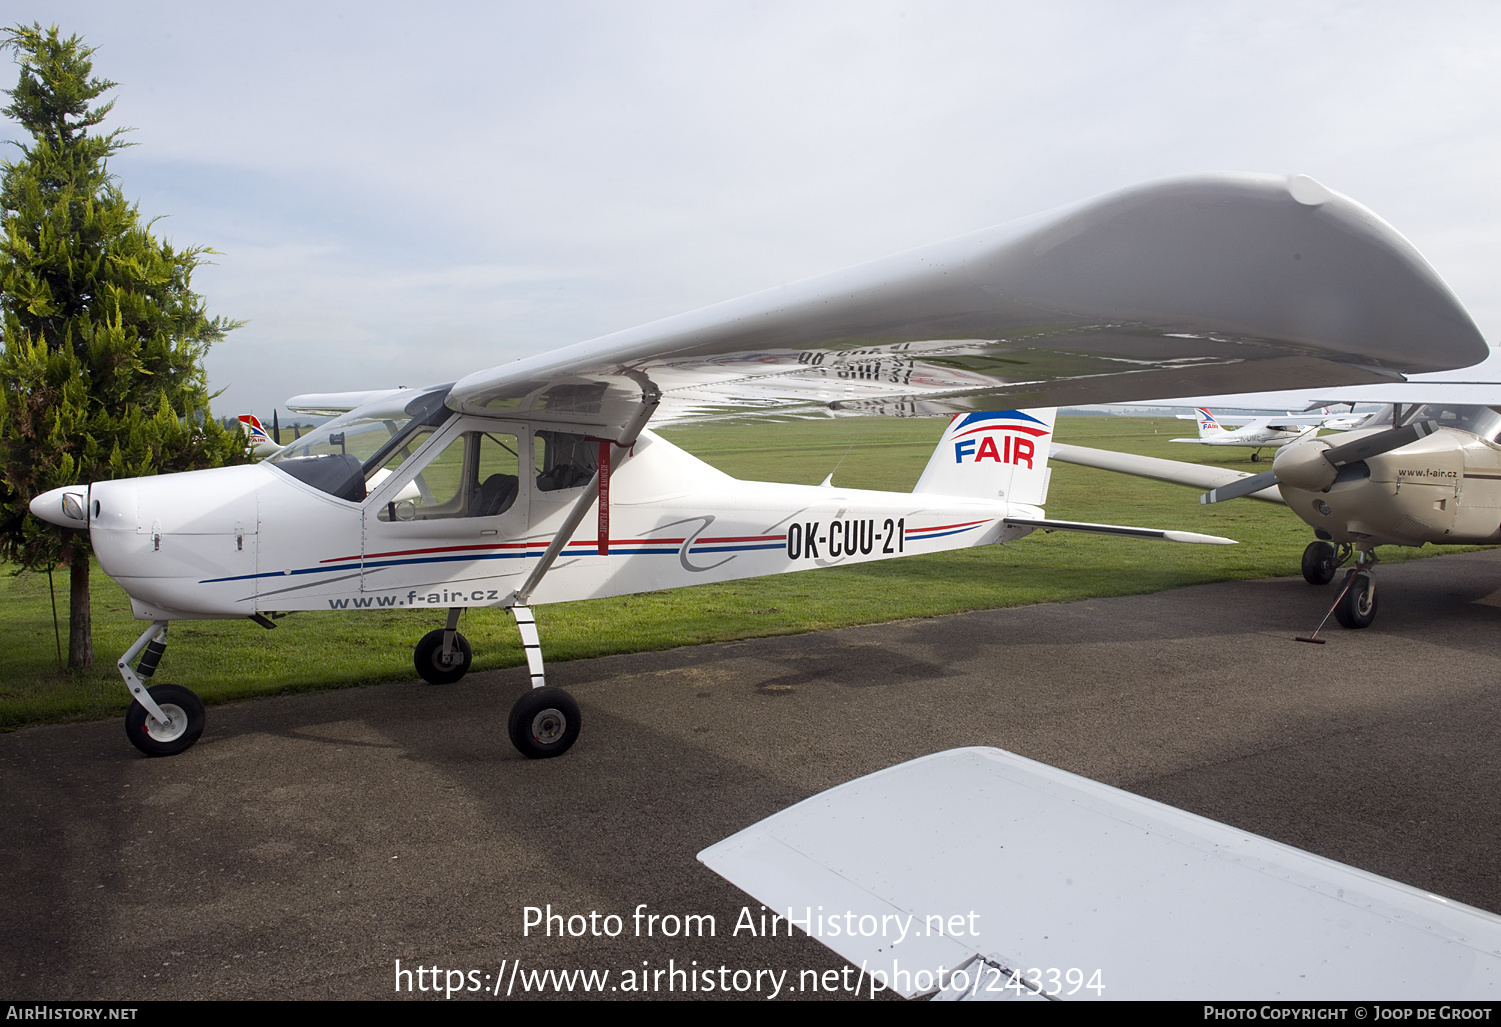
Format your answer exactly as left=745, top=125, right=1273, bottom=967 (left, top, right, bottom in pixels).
left=511, top=377, right=660, bottom=608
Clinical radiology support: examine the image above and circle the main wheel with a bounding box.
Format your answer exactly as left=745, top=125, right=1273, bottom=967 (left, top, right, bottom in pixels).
left=1334, top=571, right=1377, bottom=629
left=124, top=684, right=205, bottom=757
left=1301, top=541, right=1338, bottom=585
left=414, top=629, right=473, bottom=684
left=508, top=687, right=581, bottom=759
left=1251, top=452, right=1261, bottom=462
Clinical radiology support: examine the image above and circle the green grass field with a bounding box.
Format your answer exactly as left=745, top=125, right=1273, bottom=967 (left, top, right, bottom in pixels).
left=0, top=416, right=1469, bottom=729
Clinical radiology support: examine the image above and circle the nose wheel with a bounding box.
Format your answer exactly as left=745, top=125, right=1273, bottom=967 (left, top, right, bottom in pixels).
left=1333, top=569, right=1378, bottom=628
left=125, top=683, right=205, bottom=756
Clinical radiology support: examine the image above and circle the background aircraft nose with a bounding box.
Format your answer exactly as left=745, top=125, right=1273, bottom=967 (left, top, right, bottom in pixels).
left=29, top=485, right=89, bottom=528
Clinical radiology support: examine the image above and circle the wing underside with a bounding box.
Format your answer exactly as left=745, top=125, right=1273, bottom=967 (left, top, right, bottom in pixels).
left=444, top=174, right=1486, bottom=438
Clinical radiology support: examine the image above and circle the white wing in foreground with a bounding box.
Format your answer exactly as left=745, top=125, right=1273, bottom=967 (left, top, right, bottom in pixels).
left=699, top=747, right=1501, bottom=1001
left=447, top=173, right=1486, bottom=435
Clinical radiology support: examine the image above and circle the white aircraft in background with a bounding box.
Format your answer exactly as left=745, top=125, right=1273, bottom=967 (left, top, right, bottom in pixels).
left=25, top=173, right=1488, bottom=758
left=1170, top=407, right=1320, bottom=461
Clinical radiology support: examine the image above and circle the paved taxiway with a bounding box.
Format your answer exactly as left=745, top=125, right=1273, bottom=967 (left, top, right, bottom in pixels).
left=4, top=550, right=1501, bottom=1000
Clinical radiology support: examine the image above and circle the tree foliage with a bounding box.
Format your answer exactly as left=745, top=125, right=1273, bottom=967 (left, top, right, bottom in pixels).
left=0, top=23, right=248, bottom=667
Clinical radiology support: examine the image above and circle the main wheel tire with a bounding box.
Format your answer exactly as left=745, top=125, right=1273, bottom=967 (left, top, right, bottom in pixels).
left=414, top=629, right=473, bottom=684
left=124, top=684, right=205, bottom=757
left=1251, top=452, right=1261, bottom=462
left=508, top=687, right=581, bottom=759
left=1334, top=571, right=1377, bottom=629
left=1301, top=541, right=1338, bottom=585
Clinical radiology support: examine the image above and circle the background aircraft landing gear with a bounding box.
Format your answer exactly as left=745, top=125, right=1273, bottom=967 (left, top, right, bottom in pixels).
left=1301, top=540, right=1353, bottom=585
left=125, top=683, right=205, bottom=757
left=1334, top=569, right=1377, bottom=629
left=414, top=608, right=473, bottom=684
left=508, top=687, right=580, bottom=759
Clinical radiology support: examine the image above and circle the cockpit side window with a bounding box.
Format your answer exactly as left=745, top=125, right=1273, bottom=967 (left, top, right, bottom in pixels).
left=376, top=429, right=522, bottom=522
left=534, top=431, right=598, bottom=492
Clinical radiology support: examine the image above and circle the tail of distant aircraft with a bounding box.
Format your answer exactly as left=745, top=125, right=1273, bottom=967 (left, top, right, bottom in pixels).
left=1195, top=407, right=1226, bottom=438
left=237, top=415, right=283, bottom=458
left=914, top=408, right=1056, bottom=505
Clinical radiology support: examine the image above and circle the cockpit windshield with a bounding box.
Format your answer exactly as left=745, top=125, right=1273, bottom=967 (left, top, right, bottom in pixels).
left=268, top=386, right=455, bottom=501
left=1399, top=404, right=1501, bottom=443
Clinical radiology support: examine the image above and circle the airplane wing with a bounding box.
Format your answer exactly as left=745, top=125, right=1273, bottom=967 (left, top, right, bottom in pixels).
left=698, top=748, right=1501, bottom=1000
left=285, top=389, right=414, bottom=416
left=445, top=174, right=1487, bottom=437
left=1302, top=383, right=1501, bottom=409
left=1049, top=443, right=1286, bottom=502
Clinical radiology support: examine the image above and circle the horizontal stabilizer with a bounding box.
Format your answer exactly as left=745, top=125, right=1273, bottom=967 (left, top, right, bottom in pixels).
left=1002, top=516, right=1235, bottom=545
left=1049, top=443, right=1286, bottom=503
left=699, top=748, right=1501, bottom=1000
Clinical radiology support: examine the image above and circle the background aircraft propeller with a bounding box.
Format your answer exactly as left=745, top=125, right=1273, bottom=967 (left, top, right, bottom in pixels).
left=1200, top=421, right=1437, bottom=504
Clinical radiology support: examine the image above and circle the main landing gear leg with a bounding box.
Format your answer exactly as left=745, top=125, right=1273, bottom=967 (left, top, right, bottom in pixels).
left=119, top=621, right=205, bottom=757
left=506, top=604, right=580, bottom=759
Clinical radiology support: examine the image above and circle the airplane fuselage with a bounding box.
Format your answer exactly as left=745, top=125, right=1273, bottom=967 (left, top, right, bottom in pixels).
left=1275, top=426, right=1501, bottom=548
left=84, top=427, right=1031, bottom=621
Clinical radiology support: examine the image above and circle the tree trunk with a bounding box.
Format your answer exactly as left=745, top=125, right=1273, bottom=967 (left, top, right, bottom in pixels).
left=68, top=544, right=93, bottom=670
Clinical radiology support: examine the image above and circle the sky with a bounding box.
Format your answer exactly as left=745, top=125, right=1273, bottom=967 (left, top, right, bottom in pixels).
left=5, top=1, right=1501, bottom=419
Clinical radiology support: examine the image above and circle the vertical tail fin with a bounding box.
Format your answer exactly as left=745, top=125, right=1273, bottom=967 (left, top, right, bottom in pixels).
left=237, top=415, right=283, bottom=457
left=1196, top=408, right=1224, bottom=438
left=913, top=408, right=1056, bottom=505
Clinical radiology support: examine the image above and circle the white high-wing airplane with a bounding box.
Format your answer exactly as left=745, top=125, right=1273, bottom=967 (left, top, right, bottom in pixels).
left=1170, top=407, right=1320, bottom=460
left=26, top=174, right=1489, bottom=759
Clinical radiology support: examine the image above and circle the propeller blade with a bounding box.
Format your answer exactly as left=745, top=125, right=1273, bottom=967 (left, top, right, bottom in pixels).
left=1320, top=420, right=1438, bottom=466
left=1200, top=470, right=1279, bottom=504
left=272, top=409, right=282, bottom=446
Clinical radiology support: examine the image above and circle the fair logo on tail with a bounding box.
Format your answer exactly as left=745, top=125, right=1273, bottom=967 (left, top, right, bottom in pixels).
left=948, top=411, right=1052, bottom=468
left=237, top=414, right=271, bottom=444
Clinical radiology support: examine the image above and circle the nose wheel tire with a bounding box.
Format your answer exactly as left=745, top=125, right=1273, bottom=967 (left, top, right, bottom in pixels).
left=125, top=684, right=205, bottom=757
left=1301, top=541, right=1338, bottom=585
left=508, top=687, right=580, bottom=759
left=414, top=629, right=473, bottom=684
left=1334, top=570, right=1378, bottom=629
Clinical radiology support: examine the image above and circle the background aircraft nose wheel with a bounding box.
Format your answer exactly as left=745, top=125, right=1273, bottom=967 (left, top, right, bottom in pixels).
left=1301, top=541, right=1338, bottom=585
left=124, top=684, right=205, bottom=757
left=414, top=629, right=473, bottom=684
left=508, top=687, right=581, bottom=759
left=1333, top=570, right=1377, bottom=629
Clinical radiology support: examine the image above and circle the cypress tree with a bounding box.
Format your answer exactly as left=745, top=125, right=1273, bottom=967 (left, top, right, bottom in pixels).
left=0, top=24, right=247, bottom=669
